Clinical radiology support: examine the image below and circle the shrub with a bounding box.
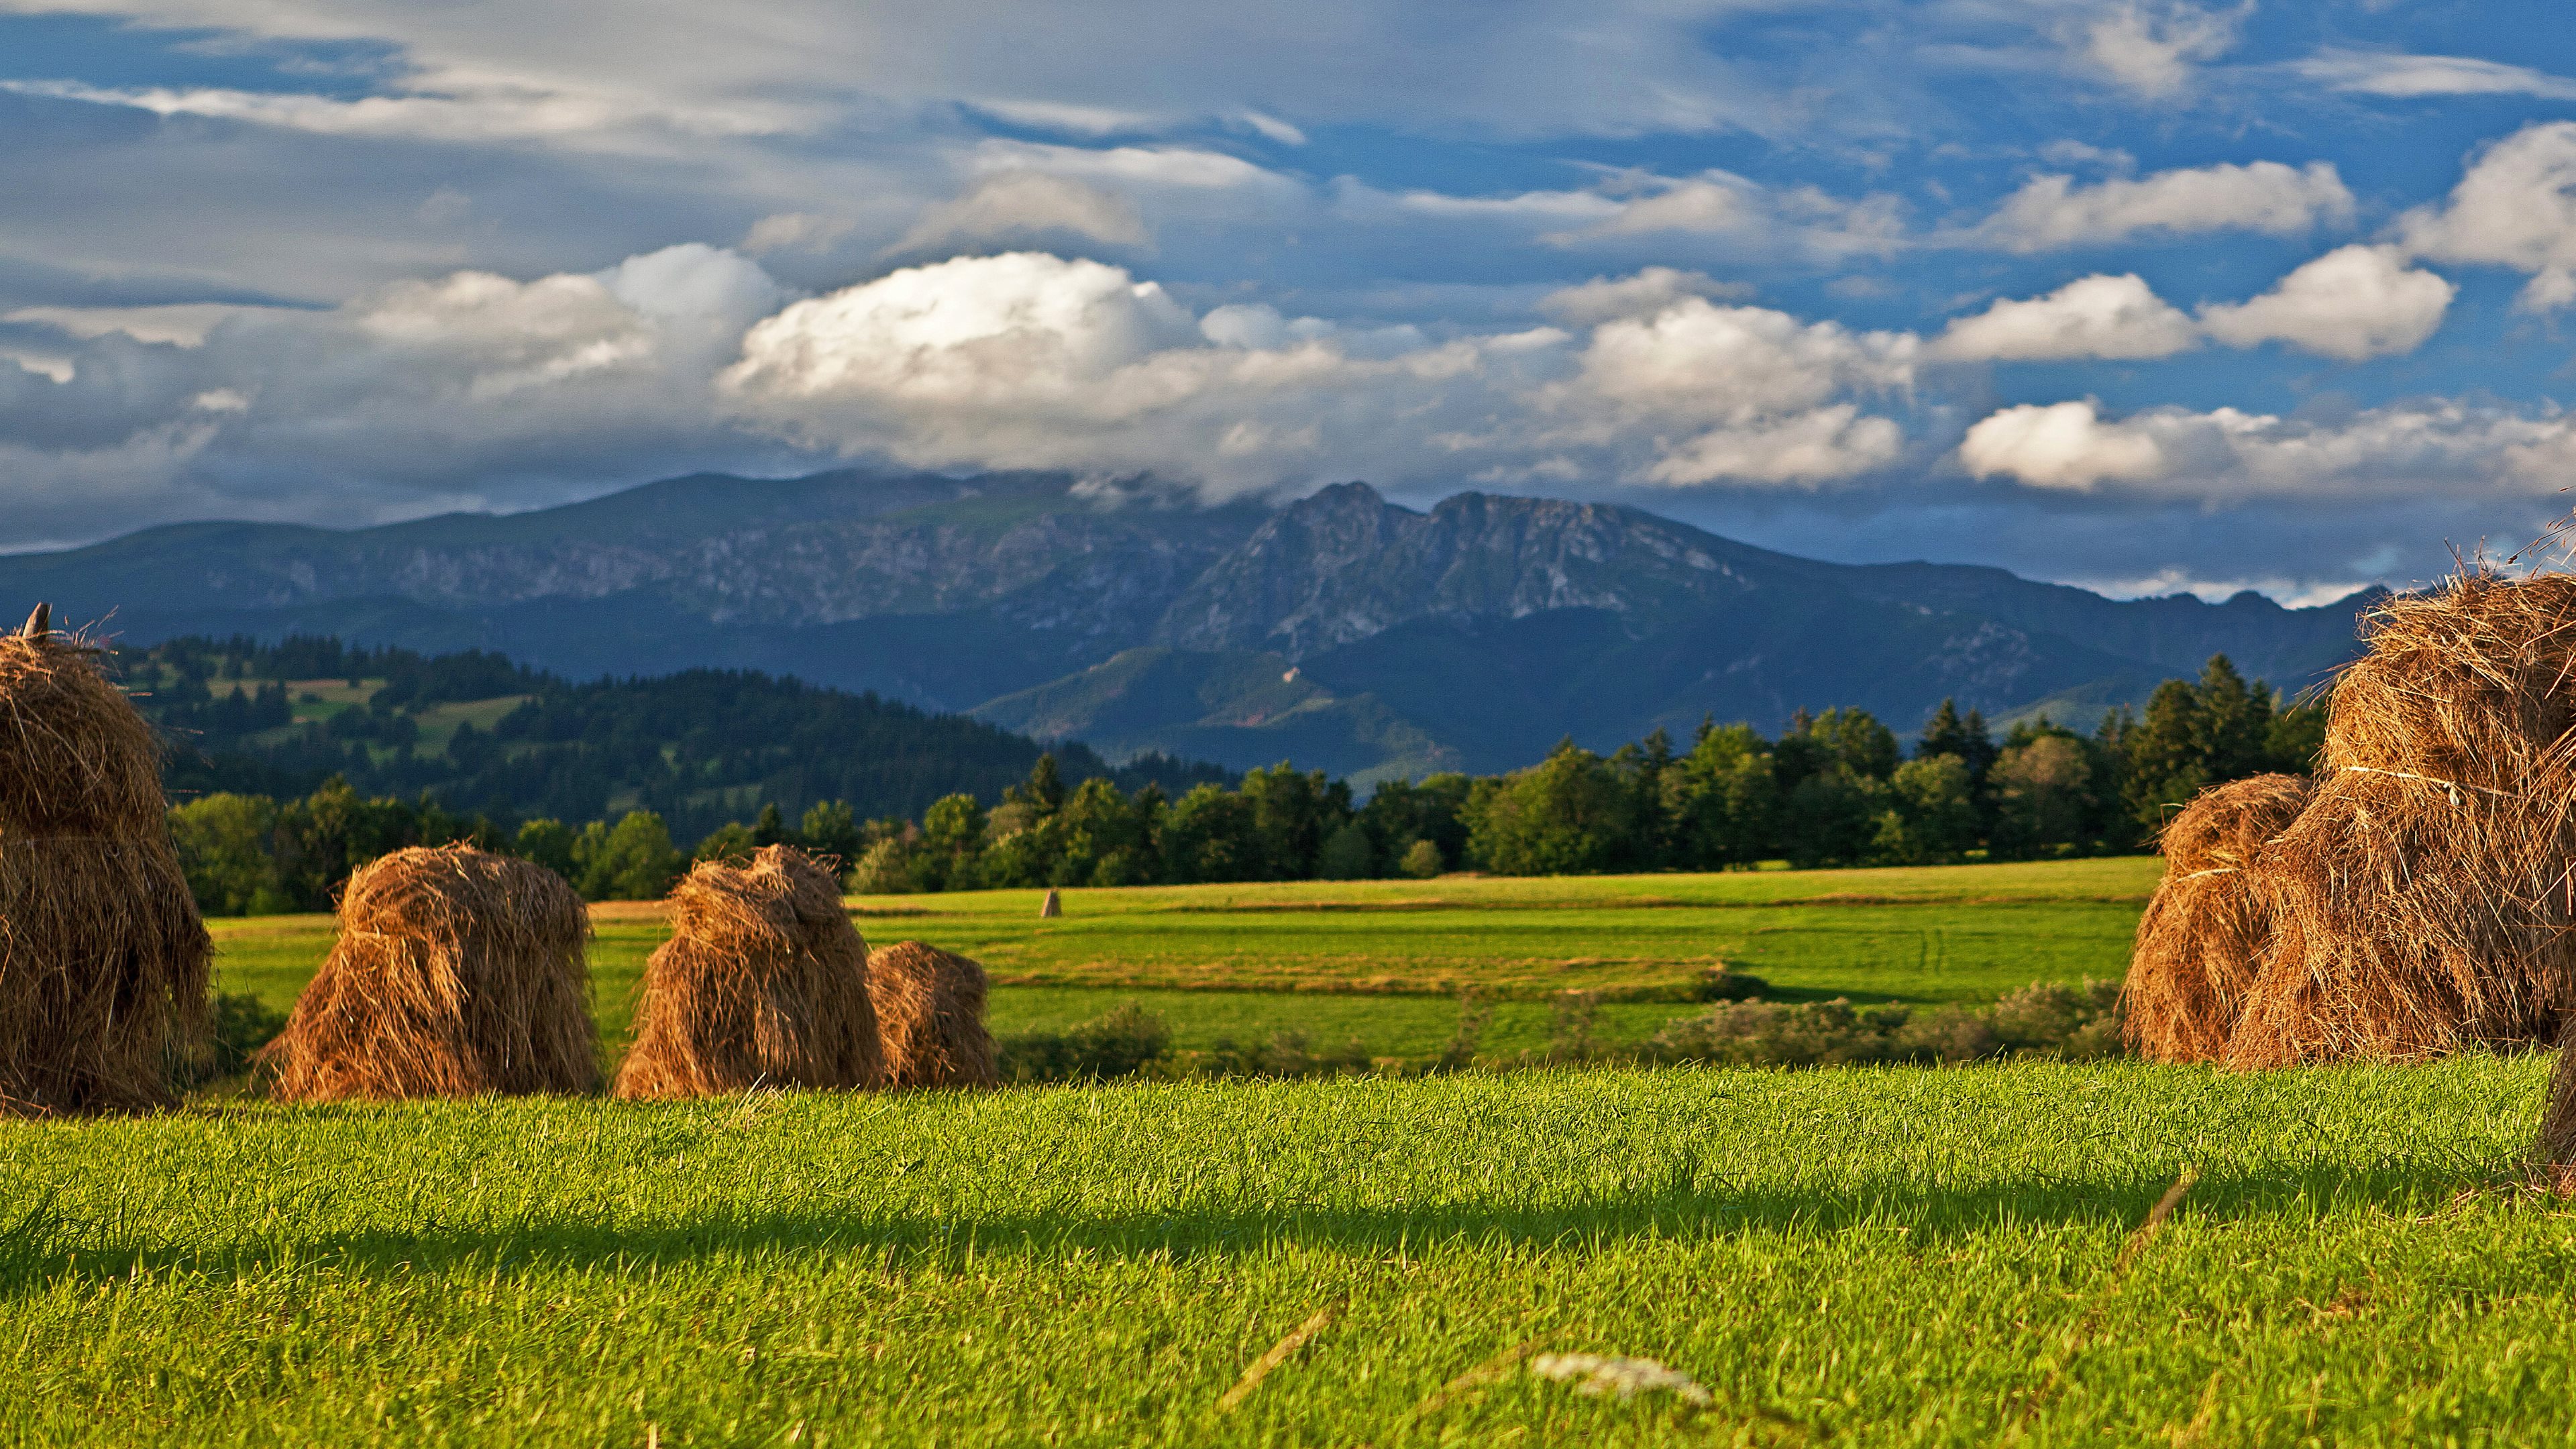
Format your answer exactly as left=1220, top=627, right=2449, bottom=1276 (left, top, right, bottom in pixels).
left=849, top=838, right=916, bottom=895
left=1398, top=839, right=1445, bottom=879
left=1647, top=978, right=2123, bottom=1069
left=997, top=1002, right=1173, bottom=1082
left=1691, top=965, right=1770, bottom=1002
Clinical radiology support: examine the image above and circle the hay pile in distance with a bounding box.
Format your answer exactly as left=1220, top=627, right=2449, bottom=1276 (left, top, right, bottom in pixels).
left=2226, top=572, right=2576, bottom=1070
left=869, top=941, right=998, bottom=1089
left=2123, top=773, right=2311, bottom=1064
left=615, top=844, right=883, bottom=1099
left=0, top=604, right=211, bottom=1116
left=262, top=844, right=597, bottom=1101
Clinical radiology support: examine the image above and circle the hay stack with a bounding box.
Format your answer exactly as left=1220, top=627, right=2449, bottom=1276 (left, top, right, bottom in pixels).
left=262, top=845, right=597, bottom=1101
left=2226, top=572, right=2576, bottom=1069
left=0, top=606, right=211, bottom=1116
left=615, top=845, right=883, bottom=1098
left=2123, top=773, right=2311, bottom=1063
left=869, top=941, right=998, bottom=1089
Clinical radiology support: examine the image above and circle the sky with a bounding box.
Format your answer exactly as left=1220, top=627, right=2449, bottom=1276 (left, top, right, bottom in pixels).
left=4, top=2, right=2576, bottom=602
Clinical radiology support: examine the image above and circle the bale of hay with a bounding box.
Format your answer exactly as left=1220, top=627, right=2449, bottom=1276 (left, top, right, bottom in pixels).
left=869, top=941, right=998, bottom=1089
left=2123, top=773, right=2311, bottom=1063
left=0, top=608, right=211, bottom=1117
left=262, top=845, right=597, bottom=1102
left=614, top=844, right=883, bottom=1099
left=0, top=610, right=168, bottom=839
left=2227, top=571, right=2576, bottom=1069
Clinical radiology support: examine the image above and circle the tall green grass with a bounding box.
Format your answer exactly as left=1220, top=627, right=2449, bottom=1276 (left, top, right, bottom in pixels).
left=1, top=1056, right=2565, bottom=1445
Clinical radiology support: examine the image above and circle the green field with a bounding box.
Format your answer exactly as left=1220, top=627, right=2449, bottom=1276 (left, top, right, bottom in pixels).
left=206, top=857, right=2160, bottom=1061
left=3, top=1057, right=2568, bottom=1445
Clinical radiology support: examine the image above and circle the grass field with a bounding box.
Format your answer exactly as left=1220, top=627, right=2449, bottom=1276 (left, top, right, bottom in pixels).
left=3, top=1057, right=2569, bottom=1445
left=205, top=857, right=2159, bottom=1061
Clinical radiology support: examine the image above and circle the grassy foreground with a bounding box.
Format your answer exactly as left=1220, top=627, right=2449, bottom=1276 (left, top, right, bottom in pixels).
left=204, top=858, right=2157, bottom=1059
left=1, top=1056, right=2567, bottom=1445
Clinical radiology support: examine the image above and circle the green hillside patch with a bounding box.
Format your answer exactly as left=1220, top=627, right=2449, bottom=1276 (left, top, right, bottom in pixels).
left=0, top=1059, right=2564, bottom=1446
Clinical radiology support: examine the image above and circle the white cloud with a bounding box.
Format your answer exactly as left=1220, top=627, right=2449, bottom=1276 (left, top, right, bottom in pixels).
left=741, top=213, right=858, bottom=256
left=1551, top=172, right=1909, bottom=260
left=0, top=244, right=795, bottom=537
left=0, top=78, right=792, bottom=156
left=1538, top=268, right=1754, bottom=325
left=2070, top=1, right=2246, bottom=99
left=1236, top=111, right=1307, bottom=146
left=894, top=170, right=1149, bottom=254
left=720, top=254, right=1918, bottom=492
left=1536, top=296, right=1918, bottom=484
left=2196, top=245, right=2454, bottom=360
left=2398, top=122, right=2576, bottom=310
left=1962, top=395, right=2576, bottom=500
left=2294, top=49, right=2576, bottom=101
left=1931, top=274, right=2198, bottom=361
left=1978, top=160, right=2353, bottom=251
left=1961, top=400, right=2167, bottom=490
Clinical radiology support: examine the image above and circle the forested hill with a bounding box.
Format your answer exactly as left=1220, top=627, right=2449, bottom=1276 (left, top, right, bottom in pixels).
left=130, top=635, right=1230, bottom=841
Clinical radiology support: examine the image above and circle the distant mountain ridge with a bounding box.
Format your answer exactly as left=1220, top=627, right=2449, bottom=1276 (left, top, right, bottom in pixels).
left=0, top=468, right=2375, bottom=781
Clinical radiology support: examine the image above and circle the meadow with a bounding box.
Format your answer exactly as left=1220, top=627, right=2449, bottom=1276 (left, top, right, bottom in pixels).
left=9, top=857, right=2571, bottom=1442
left=205, top=857, right=2160, bottom=1062
left=3, top=1057, right=2568, bottom=1445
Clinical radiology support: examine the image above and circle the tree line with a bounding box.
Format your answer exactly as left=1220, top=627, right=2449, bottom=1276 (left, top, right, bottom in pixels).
left=163, top=652, right=2318, bottom=914
left=846, top=654, right=2320, bottom=892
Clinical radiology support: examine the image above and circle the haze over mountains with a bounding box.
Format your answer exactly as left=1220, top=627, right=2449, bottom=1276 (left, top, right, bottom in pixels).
left=4, top=471, right=2373, bottom=782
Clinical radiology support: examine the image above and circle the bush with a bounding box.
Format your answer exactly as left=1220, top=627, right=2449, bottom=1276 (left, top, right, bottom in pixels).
left=1646, top=978, right=2123, bottom=1069
left=997, top=1002, right=1173, bottom=1082
left=1691, top=965, right=1770, bottom=1002
left=849, top=837, right=916, bottom=894
left=1164, top=1030, right=1373, bottom=1079
left=1990, top=979, right=2123, bottom=1059
left=1397, top=839, right=1444, bottom=879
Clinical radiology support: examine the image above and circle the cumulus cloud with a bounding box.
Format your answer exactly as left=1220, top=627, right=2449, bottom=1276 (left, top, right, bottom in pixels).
left=1538, top=268, right=1754, bottom=325
left=0, top=243, right=796, bottom=537
left=1960, top=400, right=2168, bottom=490
left=1931, top=274, right=2198, bottom=361
left=1978, top=160, right=2353, bottom=251
left=1962, top=395, right=2576, bottom=500
left=2196, top=244, right=2454, bottom=360
left=1537, top=297, right=1917, bottom=484
left=2069, top=2, right=2246, bottom=98
left=720, top=253, right=1917, bottom=492
left=892, top=170, right=1149, bottom=254
left=2398, top=122, right=2576, bottom=310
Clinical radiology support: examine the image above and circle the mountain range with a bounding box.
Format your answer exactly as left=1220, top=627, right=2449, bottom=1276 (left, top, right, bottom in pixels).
left=0, top=469, right=2375, bottom=781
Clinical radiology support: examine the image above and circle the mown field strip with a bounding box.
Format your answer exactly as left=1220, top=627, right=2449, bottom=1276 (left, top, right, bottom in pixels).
left=0, top=1057, right=2565, bottom=1446
left=205, top=859, right=2159, bottom=1057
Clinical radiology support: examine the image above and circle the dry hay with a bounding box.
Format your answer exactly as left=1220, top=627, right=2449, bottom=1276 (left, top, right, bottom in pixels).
left=0, top=615, right=168, bottom=838
left=0, top=837, right=212, bottom=1114
left=0, top=606, right=211, bottom=1116
left=262, top=844, right=597, bottom=1102
left=614, top=844, right=883, bottom=1099
left=868, top=940, right=997, bottom=1089
left=2123, top=772, right=2311, bottom=1063
left=2226, top=570, right=2576, bottom=1070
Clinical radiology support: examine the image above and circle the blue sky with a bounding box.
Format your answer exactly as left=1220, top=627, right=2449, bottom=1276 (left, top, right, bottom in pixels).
left=4, top=1, right=2576, bottom=602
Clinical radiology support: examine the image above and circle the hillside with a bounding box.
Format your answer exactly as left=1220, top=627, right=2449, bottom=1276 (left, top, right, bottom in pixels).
left=12, top=468, right=2375, bottom=780
left=133, top=635, right=1229, bottom=841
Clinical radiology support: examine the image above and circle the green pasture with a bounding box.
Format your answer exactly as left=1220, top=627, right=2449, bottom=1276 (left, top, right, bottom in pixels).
left=206, top=857, right=2158, bottom=1060
left=3, top=1057, right=2569, bottom=1445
